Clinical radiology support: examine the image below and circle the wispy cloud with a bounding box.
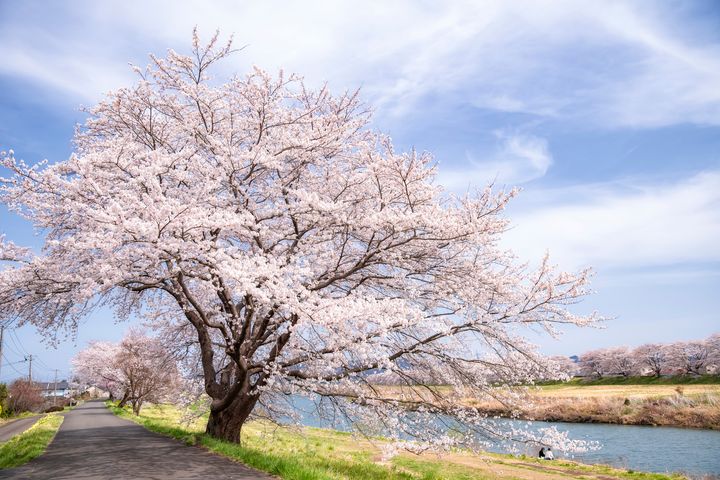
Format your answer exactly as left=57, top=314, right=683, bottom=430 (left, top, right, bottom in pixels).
left=1, top=1, right=719, bottom=128
left=438, top=131, right=552, bottom=189
left=503, top=171, right=720, bottom=270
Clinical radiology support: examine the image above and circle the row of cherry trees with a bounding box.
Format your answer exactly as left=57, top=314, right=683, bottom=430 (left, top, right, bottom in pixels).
left=72, top=329, right=182, bottom=414
left=552, top=333, right=720, bottom=379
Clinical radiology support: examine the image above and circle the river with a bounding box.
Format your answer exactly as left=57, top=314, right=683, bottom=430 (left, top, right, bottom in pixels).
left=488, top=419, right=720, bottom=477
left=287, top=396, right=720, bottom=477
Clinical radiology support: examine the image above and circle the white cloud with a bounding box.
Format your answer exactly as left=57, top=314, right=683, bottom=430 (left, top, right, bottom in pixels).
left=437, top=131, right=552, bottom=189
left=503, top=171, right=720, bottom=270
left=1, top=1, right=719, bottom=128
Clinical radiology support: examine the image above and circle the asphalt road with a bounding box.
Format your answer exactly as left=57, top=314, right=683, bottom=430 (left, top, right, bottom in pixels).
left=0, top=416, right=41, bottom=443
left=0, top=400, right=273, bottom=479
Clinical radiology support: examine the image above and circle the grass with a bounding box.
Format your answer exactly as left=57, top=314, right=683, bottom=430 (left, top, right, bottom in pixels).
left=108, top=401, right=686, bottom=480
left=0, top=411, right=40, bottom=425
left=535, top=383, right=720, bottom=398
left=368, top=382, right=720, bottom=429
left=538, top=375, right=720, bottom=386
left=465, top=384, right=720, bottom=430
left=0, top=414, right=64, bottom=469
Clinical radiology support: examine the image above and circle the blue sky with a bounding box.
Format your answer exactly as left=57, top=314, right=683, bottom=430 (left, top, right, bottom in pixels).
left=1, top=1, right=719, bottom=382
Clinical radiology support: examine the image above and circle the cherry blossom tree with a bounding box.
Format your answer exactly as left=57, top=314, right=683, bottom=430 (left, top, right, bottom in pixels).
left=578, top=349, right=607, bottom=378
left=668, top=341, right=709, bottom=375
left=545, top=355, right=578, bottom=380
left=73, top=329, right=180, bottom=415
left=601, top=346, right=636, bottom=377
left=116, top=329, right=181, bottom=414
left=0, top=32, right=596, bottom=448
left=72, top=341, right=125, bottom=400
left=633, top=343, right=669, bottom=377
left=706, top=334, right=720, bottom=374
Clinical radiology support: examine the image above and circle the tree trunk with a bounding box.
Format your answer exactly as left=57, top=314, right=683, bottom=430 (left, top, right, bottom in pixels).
left=205, top=393, right=258, bottom=443
left=118, top=390, right=130, bottom=407
left=132, top=399, right=143, bottom=416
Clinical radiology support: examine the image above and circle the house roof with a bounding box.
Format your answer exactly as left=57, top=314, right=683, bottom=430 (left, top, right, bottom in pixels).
left=33, top=380, right=70, bottom=391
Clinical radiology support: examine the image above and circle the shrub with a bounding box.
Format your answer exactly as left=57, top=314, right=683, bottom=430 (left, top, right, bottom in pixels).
left=6, top=379, right=44, bottom=414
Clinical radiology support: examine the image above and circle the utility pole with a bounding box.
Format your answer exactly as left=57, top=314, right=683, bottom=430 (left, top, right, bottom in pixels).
left=53, top=369, right=59, bottom=406
left=0, top=325, right=4, bottom=379
left=26, top=354, right=33, bottom=383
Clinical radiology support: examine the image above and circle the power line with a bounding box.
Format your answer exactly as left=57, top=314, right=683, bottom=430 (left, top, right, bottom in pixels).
left=10, top=330, right=28, bottom=356
left=1, top=355, right=28, bottom=367
left=1, top=354, right=26, bottom=377
left=35, top=357, right=54, bottom=371
left=2, top=343, right=21, bottom=357
left=1, top=331, right=22, bottom=357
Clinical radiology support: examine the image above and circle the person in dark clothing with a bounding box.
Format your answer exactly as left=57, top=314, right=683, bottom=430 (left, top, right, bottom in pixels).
left=538, top=447, right=546, bottom=459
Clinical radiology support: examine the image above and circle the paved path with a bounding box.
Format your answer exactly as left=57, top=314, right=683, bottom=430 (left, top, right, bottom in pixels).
left=0, top=400, right=273, bottom=479
left=0, top=416, right=41, bottom=443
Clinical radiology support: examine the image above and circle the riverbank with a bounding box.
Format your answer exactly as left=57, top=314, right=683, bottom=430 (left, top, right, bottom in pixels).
left=473, top=383, right=720, bottom=430
left=108, top=402, right=686, bottom=480
left=371, top=383, right=720, bottom=430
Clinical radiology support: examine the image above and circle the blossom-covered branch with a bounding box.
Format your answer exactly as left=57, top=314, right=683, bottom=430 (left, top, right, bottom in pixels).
left=1, top=31, right=597, bottom=449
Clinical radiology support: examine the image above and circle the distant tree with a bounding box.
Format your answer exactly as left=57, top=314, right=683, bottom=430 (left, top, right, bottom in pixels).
left=706, top=333, right=720, bottom=374
left=546, top=355, right=578, bottom=380
left=578, top=349, right=607, bottom=378
left=116, top=329, right=181, bottom=415
left=73, top=329, right=181, bottom=415
left=668, top=341, right=709, bottom=375
left=72, top=341, right=125, bottom=401
left=633, top=343, right=669, bottom=377
left=6, top=379, right=43, bottom=414
left=0, top=31, right=596, bottom=451
left=602, top=346, right=636, bottom=377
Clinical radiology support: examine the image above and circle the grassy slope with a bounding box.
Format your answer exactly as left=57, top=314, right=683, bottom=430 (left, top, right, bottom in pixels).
left=538, top=376, right=720, bottom=387
left=536, top=384, right=720, bottom=398
left=0, top=414, right=64, bottom=469
left=373, top=383, right=720, bottom=429
left=529, top=383, right=720, bottom=429
left=0, top=411, right=40, bottom=426
left=108, top=402, right=684, bottom=480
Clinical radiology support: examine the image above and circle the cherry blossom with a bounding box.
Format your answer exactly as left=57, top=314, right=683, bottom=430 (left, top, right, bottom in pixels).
left=1, top=31, right=596, bottom=448
left=72, top=328, right=180, bottom=415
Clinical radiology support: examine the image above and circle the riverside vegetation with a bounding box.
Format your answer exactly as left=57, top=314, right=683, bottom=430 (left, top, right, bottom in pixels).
left=491, top=378, right=720, bottom=430
left=373, top=378, right=720, bottom=430
left=108, top=402, right=686, bottom=480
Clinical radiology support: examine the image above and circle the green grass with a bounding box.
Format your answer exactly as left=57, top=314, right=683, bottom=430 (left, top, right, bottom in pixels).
left=0, top=414, right=64, bottom=469
left=108, top=402, right=686, bottom=480
left=538, top=375, right=720, bottom=386
left=491, top=454, right=687, bottom=480
left=0, top=411, right=40, bottom=423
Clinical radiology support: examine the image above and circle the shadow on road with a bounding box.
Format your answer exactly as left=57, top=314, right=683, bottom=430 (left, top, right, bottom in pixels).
left=0, top=401, right=271, bottom=480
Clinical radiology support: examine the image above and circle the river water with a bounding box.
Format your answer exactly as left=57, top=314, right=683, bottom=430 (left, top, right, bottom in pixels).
left=489, top=419, right=720, bottom=477
left=288, top=397, right=720, bottom=477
